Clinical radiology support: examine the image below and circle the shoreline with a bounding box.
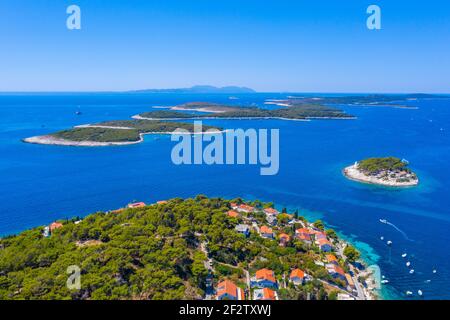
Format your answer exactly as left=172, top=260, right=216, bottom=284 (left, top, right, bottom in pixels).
left=343, top=164, right=419, bottom=187
left=133, top=114, right=356, bottom=121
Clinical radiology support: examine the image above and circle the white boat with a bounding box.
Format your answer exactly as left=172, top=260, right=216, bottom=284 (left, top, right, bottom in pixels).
left=387, top=240, right=393, bottom=246
left=425, top=280, right=431, bottom=283
left=379, top=219, right=388, bottom=224
left=406, top=291, right=413, bottom=296
left=418, top=290, right=423, bottom=296
left=406, top=261, right=411, bottom=267
left=409, top=269, right=415, bottom=274
left=380, top=236, right=385, bottom=241
left=433, top=269, right=437, bottom=274
left=402, top=253, right=407, bottom=258
left=381, top=280, right=389, bottom=284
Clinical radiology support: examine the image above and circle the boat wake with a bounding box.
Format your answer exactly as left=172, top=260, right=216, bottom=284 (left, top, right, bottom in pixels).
left=379, top=219, right=414, bottom=241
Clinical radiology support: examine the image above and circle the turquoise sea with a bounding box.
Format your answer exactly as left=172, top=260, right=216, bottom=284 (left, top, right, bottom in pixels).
left=0, top=93, right=449, bottom=300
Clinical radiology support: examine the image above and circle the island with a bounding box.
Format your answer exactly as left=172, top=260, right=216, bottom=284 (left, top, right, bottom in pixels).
left=266, top=93, right=446, bottom=109
left=23, top=101, right=354, bottom=146
left=344, top=157, right=419, bottom=187
left=135, top=102, right=355, bottom=121
left=0, top=196, right=376, bottom=300
left=23, top=120, right=223, bottom=147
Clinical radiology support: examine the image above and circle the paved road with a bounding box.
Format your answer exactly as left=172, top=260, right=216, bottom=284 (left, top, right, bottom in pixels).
left=336, top=243, right=367, bottom=300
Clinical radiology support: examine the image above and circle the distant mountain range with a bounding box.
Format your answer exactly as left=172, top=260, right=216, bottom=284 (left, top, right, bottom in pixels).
left=129, top=85, right=256, bottom=94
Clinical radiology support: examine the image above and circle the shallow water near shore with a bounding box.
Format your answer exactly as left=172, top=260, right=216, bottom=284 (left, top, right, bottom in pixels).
left=1, top=92, right=449, bottom=300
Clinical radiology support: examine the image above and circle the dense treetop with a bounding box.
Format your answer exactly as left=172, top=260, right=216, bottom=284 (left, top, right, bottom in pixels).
left=0, top=196, right=353, bottom=300
left=357, top=157, right=410, bottom=174
left=139, top=104, right=353, bottom=120
left=50, top=121, right=221, bottom=143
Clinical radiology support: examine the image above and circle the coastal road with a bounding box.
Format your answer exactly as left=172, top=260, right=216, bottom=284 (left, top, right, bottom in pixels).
left=336, top=243, right=367, bottom=300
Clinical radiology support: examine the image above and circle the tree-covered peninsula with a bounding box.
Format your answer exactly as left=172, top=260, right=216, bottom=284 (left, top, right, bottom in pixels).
left=0, top=196, right=375, bottom=300
left=23, top=120, right=222, bottom=147
left=344, top=157, right=419, bottom=187
left=137, top=102, right=354, bottom=120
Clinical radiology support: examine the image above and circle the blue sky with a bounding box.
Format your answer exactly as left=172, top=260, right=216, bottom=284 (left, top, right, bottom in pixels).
left=0, top=0, right=449, bottom=92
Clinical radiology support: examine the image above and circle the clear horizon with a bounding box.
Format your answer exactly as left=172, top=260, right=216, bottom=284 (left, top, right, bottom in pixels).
left=1, top=0, right=450, bottom=93
left=0, top=88, right=450, bottom=95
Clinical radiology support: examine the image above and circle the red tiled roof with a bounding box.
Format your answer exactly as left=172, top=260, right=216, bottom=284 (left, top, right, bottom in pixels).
left=326, top=254, right=338, bottom=263
left=260, top=226, right=273, bottom=234
left=217, top=280, right=241, bottom=299
left=50, top=222, right=63, bottom=232
left=256, top=268, right=276, bottom=283
left=227, top=210, right=239, bottom=218
left=290, top=269, right=305, bottom=279
left=296, top=228, right=313, bottom=235
left=334, top=265, right=345, bottom=276
left=239, top=204, right=255, bottom=211
left=264, top=208, right=278, bottom=215
left=262, top=288, right=276, bottom=300
left=128, top=202, right=146, bottom=208
left=297, top=233, right=311, bottom=241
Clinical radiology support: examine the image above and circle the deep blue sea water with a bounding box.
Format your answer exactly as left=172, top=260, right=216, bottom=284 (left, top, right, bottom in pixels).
left=1, top=93, right=449, bottom=300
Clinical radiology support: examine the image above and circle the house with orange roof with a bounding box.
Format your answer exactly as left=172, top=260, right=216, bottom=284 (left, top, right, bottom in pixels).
left=230, top=202, right=239, bottom=210
left=295, top=228, right=313, bottom=244
left=251, top=268, right=277, bottom=288
left=264, top=207, right=279, bottom=216
left=289, top=269, right=305, bottom=285
left=263, top=208, right=279, bottom=225
left=260, top=226, right=274, bottom=239
left=128, top=202, right=146, bottom=209
left=326, top=254, right=338, bottom=265
left=253, top=288, right=277, bottom=301
left=216, top=280, right=245, bottom=300
left=278, top=233, right=290, bottom=246
left=49, top=222, right=63, bottom=233
left=157, top=200, right=168, bottom=205
left=227, top=210, right=239, bottom=218
left=326, top=264, right=346, bottom=281
left=237, top=204, right=255, bottom=213
left=296, top=228, right=313, bottom=236
left=317, top=238, right=333, bottom=252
